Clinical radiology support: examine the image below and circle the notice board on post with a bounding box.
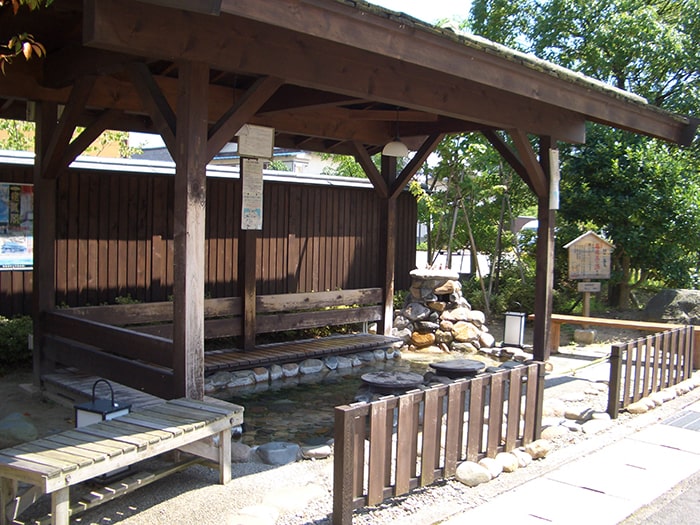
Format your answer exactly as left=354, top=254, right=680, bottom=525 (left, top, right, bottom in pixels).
left=564, top=231, right=614, bottom=280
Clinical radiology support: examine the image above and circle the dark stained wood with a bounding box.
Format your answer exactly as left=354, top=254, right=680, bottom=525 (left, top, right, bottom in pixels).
left=420, top=387, right=440, bottom=486
left=508, top=129, right=547, bottom=198
left=44, top=336, right=175, bottom=399
left=486, top=373, right=504, bottom=457
left=206, top=76, right=284, bottom=161
left=505, top=367, right=523, bottom=450
left=32, top=101, right=58, bottom=385
left=45, top=311, right=172, bottom=367
left=367, top=401, right=387, bottom=506
left=389, top=133, right=444, bottom=199
left=172, top=61, right=209, bottom=399
left=204, top=334, right=399, bottom=372
left=128, top=62, right=177, bottom=155
left=41, top=76, right=96, bottom=179
left=333, top=364, right=542, bottom=521
left=532, top=137, right=556, bottom=363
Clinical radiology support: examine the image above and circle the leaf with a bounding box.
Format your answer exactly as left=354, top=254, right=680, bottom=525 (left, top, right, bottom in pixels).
left=22, top=41, right=31, bottom=60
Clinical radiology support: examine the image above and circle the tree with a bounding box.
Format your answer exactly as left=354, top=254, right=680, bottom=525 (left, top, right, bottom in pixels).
left=0, top=0, right=52, bottom=73
left=415, top=132, right=536, bottom=315
left=469, top=0, right=700, bottom=309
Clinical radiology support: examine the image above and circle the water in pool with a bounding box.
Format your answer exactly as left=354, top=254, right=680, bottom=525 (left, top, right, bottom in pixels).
left=216, top=358, right=428, bottom=446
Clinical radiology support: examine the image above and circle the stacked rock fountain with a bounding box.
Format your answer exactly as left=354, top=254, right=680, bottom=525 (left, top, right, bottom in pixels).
left=392, top=268, right=496, bottom=354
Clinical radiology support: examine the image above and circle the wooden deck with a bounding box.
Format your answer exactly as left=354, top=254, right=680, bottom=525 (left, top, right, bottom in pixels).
left=204, top=333, right=401, bottom=373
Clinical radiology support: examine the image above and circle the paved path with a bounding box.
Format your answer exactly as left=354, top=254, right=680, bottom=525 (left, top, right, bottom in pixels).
left=441, top=399, right=700, bottom=524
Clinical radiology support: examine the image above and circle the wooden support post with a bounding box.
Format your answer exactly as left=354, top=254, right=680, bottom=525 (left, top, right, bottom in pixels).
left=532, top=137, right=557, bottom=362
left=172, top=61, right=209, bottom=400
left=378, top=156, right=397, bottom=336
left=32, top=101, right=58, bottom=387
left=532, top=137, right=558, bottom=438
left=239, top=226, right=258, bottom=351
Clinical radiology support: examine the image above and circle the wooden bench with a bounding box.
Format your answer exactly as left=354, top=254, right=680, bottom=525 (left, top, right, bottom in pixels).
left=0, top=397, right=243, bottom=525
left=534, top=314, right=700, bottom=366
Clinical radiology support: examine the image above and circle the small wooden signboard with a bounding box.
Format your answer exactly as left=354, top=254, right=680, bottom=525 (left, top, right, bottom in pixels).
left=564, top=231, right=614, bottom=319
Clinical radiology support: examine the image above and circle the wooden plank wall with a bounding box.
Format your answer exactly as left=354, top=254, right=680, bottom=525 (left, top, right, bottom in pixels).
left=0, top=165, right=416, bottom=316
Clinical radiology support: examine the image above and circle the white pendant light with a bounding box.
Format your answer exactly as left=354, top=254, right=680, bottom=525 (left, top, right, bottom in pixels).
left=382, top=139, right=409, bottom=157
left=382, top=107, right=409, bottom=157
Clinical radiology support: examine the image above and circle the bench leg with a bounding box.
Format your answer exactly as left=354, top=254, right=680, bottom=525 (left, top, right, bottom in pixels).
left=51, top=487, right=69, bottom=525
left=219, top=427, right=231, bottom=484
left=1, top=477, right=17, bottom=525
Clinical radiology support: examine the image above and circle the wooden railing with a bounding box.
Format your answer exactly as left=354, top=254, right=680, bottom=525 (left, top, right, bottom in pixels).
left=332, top=362, right=545, bottom=525
left=608, top=325, right=694, bottom=418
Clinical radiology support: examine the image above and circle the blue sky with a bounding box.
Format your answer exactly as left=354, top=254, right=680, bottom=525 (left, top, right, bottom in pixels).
left=368, top=0, right=471, bottom=24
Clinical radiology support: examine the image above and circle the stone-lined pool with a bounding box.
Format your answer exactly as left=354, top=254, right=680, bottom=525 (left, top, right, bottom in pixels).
left=214, top=352, right=502, bottom=447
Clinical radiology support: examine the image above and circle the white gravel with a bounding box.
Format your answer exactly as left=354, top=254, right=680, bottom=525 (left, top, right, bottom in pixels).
left=21, top=351, right=700, bottom=525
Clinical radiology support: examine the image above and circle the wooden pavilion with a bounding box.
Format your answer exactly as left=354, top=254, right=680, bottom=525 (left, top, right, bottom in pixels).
left=0, top=0, right=695, bottom=400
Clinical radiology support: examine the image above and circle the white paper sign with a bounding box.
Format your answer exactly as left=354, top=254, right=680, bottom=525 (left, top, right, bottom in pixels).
left=237, top=124, right=274, bottom=159
left=241, top=158, right=264, bottom=230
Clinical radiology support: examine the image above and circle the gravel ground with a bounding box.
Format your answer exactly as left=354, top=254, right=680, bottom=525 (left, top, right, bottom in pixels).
left=54, top=354, right=700, bottom=525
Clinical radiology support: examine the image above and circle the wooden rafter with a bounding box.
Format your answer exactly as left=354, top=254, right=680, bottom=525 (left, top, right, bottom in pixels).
left=206, top=75, right=284, bottom=161
left=351, top=142, right=388, bottom=199
left=83, top=0, right=589, bottom=143
left=128, top=62, right=177, bottom=156
left=482, top=129, right=535, bottom=194
left=508, top=129, right=548, bottom=198
left=41, top=76, right=96, bottom=179
left=390, top=133, right=444, bottom=200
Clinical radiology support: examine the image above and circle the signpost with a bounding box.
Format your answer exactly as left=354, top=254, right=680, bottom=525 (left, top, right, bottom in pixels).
left=564, top=231, right=614, bottom=318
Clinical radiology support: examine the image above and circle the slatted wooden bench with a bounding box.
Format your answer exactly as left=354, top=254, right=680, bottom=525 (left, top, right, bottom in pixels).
left=0, top=397, right=243, bottom=525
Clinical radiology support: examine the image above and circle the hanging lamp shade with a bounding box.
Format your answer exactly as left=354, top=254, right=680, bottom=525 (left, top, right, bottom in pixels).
left=382, top=139, right=409, bottom=157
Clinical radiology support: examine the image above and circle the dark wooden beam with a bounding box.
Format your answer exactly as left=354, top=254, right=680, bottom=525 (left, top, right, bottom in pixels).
left=378, top=156, right=398, bottom=335
left=83, top=0, right=589, bottom=143
left=219, top=0, right=690, bottom=145
left=172, top=60, right=209, bottom=400
left=61, top=109, right=121, bottom=171
left=128, top=62, right=177, bottom=156
left=508, top=129, right=548, bottom=198
left=351, top=142, right=388, bottom=199
left=33, top=101, right=58, bottom=386
left=532, top=136, right=556, bottom=365
left=42, top=45, right=133, bottom=89
left=390, top=133, right=444, bottom=199
left=482, top=129, right=536, bottom=194
left=41, top=76, right=95, bottom=178
left=206, top=75, right=284, bottom=161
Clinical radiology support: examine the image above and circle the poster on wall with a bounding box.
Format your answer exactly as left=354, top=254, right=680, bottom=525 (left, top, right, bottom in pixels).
left=0, top=183, right=33, bottom=270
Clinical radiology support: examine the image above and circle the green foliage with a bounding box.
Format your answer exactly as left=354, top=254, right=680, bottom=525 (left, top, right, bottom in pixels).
left=468, top=0, right=700, bottom=308
left=0, top=119, right=34, bottom=150
left=321, top=153, right=370, bottom=178
left=114, top=294, right=141, bottom=305
left=267, top=159, right=289, bottom=171
left=0, top=315, right=33, bottom=372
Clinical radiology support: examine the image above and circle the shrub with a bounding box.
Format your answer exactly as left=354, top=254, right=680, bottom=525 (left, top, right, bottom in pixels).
left=0, top=315, right=33, bottom=373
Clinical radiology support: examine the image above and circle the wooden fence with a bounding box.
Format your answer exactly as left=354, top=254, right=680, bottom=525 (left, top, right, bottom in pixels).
left=0, top=162, right=416, bottom=317
left=332, top=362, right=545, bottom=524
left=607, top=325, right=694, bottom=418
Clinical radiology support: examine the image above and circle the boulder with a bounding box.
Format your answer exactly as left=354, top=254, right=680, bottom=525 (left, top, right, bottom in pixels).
left=452, top=321, right=480, bottom=343
left=455, top=461, right=492, bottom=487
left=256, top=441, right=301, bottom=465
left=644, top=289, right=700, bottom=324
left=0, top=413, right=38, bottom=448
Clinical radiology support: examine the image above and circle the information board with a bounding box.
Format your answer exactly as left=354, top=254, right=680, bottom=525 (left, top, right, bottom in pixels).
left=0, top=183, right=33, bottom=270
